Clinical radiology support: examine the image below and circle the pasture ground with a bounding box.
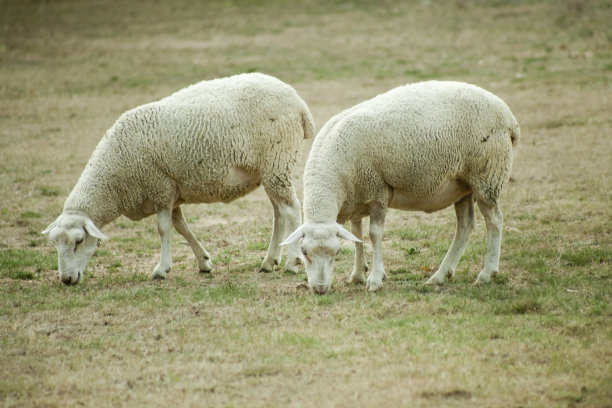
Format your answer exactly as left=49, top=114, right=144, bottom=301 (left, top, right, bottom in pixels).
left=1, top=0, right=611, bottom=407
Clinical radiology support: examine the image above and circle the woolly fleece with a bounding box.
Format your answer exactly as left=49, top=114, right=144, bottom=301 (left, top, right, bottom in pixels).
left=66, top=73, right=314, bottom=225
left=304, top=80, right=519, bottom=224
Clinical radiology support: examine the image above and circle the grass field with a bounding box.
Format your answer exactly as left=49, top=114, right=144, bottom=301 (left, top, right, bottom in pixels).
left=1, top=0, right=611, bottom=406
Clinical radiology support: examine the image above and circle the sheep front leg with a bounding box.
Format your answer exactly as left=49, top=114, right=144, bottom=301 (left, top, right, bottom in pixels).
left=171, top=207, right=212, bottom=273
left=366, top=205, right=387, bottom=292
left=426, top=194, right=475, bottom=285
left=348, top=219, right=367, bottom=284
left=474, top=202, right=503, bottom=284
left=152, top=208, right=173, bottom=280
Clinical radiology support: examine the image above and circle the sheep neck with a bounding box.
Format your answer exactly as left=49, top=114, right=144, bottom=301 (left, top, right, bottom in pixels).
left=63, top=159, right=122, bottom=228
left=303, top=169, right=346, bottom=224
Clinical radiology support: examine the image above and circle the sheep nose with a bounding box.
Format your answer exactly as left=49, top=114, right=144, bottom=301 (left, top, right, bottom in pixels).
left=61, top=276, right=74, bottom=285
left=312, top=284, right=328, bottom=295
left=61, top=272, right=80, bottom=286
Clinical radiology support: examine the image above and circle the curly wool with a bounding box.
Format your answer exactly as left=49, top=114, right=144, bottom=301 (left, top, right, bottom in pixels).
left=303, top=80, right=520, bottom=224
left=65, top=73, right=314, bottom=227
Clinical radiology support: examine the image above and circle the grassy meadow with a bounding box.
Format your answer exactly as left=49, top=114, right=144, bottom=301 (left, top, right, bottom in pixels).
left=1, top=0, right=611, bottom=406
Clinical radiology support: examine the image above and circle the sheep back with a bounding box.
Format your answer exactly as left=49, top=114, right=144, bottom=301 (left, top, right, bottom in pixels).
left=304, top=81, right=519, bottom=222
left=65, top=73, right=314, bottom=224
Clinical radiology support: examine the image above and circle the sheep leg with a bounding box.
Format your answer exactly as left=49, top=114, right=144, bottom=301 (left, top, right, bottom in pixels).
left=474, top=201, right=503, bottom=284
left=260, top=187, right=302, bottom=274
left=426, top=194, right=475, bottom=285
left=279, top=194, right=303, bottom=274
left=152, top=208, right=173, bottom=280
left=171, top=207, right=212, bottom=273
left=260, top=198, right=283, bottom=273
left=366, top=205, right=387, bottom=292
left=348, top=219, right=367, bottom=284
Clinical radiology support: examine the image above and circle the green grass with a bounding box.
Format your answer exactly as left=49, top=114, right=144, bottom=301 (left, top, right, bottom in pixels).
left=560, top=247, right=611, bottom=267
left=1, top=0, right=611, bottom=406
left=0, top=249, right=56, bottom=280
left=35, top=185, right=61, bottom=197
left=246, top=240, right=268, bottom=251
left=190, top=282, right=258, bottom=304
left=20, top=211, right=42, bottom=219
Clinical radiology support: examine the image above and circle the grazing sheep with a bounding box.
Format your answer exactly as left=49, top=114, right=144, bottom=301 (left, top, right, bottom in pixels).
left=43, top=73, right=314, bottom=285
left=282, top=80, right=519, bottom=294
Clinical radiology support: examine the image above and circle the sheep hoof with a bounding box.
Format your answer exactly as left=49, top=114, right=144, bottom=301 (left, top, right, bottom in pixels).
left=366, top=282, right=383, bottom=292
left=472, top=279, right=485, bottom=286
left=283, top=257, right=301, bottom=273
left=260, top=257, right=276, bottom=273
left=348, top=273, right=366, bottom=284
left=366, top=277, right=383, bottom=292
left=474, top=269, right=497, bottom=285
left=425, top=268, right=453, bottom=285
left=424, top=276, right=444, bottom=286
left=199, top=258, right=213, bottom=272
left=152, top=265, right=170, bottom=280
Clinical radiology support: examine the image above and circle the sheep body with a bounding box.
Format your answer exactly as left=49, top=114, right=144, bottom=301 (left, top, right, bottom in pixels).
left=283, top=80, right=519, bottom=294
left=45, top=73, right=314, bottom=284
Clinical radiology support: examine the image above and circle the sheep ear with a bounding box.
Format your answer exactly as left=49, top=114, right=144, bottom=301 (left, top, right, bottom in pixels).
left=84, top=219, right=107, bottom=240
left=42, top=220, right=58, bottom=235
left=281, top=225, right=305, bottom=246
left=336, top=224, right=362, bottom=243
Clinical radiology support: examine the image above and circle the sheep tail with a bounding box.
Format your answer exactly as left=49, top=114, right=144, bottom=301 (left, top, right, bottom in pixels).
left=510, top=123, right=520, bottom=147
left=302, top=110, right=315, bottom=140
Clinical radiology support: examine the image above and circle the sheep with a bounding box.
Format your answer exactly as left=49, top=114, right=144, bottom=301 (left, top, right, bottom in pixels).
left=43, top=72, right=315, bottom=285
left=282, top=80, right=520, bottom=294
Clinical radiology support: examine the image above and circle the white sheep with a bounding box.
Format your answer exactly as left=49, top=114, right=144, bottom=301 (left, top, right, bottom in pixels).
left=282, top=80, right=520, bottom=294
left=43, top=73, right=314, bottom=285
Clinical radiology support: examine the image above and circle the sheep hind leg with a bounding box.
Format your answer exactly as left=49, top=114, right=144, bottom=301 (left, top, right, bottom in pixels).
left=474, top=201, right=503, bottom=284
left=259, top=198, right=283, bottom=273
left=172, top=206, right=212, bottom=273
left=260, top=187, right=302, bottom=274
left=348, top=219, right=367, bottom=284
left=259, top=185, right=302, bottom=274
left=366, top=204, right=387, bottom=292
left=152, top=208, right=173, bottom=280
left=426, top=194, right=475, bottom=285
left=279, top=194, right=303, bottom=274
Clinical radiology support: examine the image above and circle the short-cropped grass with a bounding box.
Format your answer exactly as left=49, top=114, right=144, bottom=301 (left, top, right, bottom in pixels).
left=0, top=249, right=56, bottom=280
left=1, top=0, right=610, bottom=407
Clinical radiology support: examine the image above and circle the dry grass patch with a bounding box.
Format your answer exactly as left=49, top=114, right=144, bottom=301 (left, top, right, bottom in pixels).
left=1, top=0, right=611, bottom=407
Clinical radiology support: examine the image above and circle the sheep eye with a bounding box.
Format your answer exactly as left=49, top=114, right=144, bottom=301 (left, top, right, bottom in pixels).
left=301, top=248, right=308, bottom=257
left=74, top=237, right=84, bottom=251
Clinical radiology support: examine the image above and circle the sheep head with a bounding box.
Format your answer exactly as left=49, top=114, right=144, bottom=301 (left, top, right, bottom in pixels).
left=42, top=213, right=107, bottom=285
left=281, top=222, right=361, bottom=294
